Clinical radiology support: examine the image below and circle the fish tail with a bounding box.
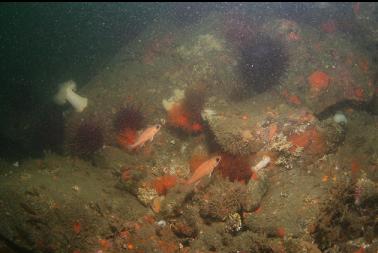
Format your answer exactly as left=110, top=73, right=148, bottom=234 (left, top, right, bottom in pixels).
left=128, top=142, right=138, bottom=150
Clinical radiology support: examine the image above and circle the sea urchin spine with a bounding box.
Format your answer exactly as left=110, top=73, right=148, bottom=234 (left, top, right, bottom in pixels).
left=70, top=121, right=104, bottom=156
left=167, top=86, right=206, bottom=134
left=113, top=104, right=146, bottom=149
left=239, top=34, right=289, bottom=94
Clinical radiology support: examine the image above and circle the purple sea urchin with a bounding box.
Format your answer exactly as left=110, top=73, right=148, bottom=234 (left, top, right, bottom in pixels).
left=71, top=121, right=104, bottom=156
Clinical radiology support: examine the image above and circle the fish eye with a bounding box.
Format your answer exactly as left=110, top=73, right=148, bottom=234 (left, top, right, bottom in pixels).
left=156, top=124, right=161, bottom=129
left=216, top=157, right=220, bottom=162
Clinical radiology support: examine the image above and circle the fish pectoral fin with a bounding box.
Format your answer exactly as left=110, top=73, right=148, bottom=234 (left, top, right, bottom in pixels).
left=209, top=171, right=212, bottom=178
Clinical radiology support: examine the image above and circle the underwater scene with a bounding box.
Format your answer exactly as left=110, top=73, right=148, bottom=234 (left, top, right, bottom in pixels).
left=0, top=2, right=377, bottom=253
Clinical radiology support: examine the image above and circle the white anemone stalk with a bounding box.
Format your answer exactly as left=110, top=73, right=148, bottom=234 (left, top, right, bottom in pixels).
left=54, top=80, right=88, bottom=113
left=251, top=155, right=271, bottom=173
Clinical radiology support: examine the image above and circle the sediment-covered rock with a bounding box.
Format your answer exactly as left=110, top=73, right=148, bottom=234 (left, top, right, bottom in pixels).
left=0, top=154, right=147, bottom=253
left=244, top=167, right=330, bottom=237
left=202, top=92, right=343, bottom=163
left=243, top=173, right=269, bottom=212
left=198, top=178, right=245, bottom=221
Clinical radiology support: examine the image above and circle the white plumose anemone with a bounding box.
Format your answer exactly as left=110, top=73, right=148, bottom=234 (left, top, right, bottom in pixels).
left=251, top=155, right=271, bottom=173
left=54, top=80, right=88, bottom=113
left=333, top=111, right=347, bottom=125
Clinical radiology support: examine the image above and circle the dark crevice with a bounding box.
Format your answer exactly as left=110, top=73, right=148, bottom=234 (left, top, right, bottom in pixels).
left=316, top=99, right=373, bottom=121
left=0, top=234, right=33, bottom=253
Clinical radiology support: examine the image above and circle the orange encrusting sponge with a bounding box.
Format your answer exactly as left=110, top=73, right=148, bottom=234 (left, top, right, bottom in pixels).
left=308, top=71, right=330, bottom=92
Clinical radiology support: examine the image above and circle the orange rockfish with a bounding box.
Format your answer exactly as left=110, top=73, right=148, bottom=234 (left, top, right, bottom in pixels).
left=129, top=124, right=161, bottom=149
left=186, top=156, right=221, bottom=185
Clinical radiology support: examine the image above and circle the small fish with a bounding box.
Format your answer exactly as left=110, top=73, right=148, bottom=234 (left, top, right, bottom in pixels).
left=186, top=156, right=221, bottom=185
left=129, top=124, right=161, bottom=149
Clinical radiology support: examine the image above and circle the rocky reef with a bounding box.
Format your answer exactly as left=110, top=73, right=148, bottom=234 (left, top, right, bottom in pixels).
left=1, top=6, right=378, bottom=253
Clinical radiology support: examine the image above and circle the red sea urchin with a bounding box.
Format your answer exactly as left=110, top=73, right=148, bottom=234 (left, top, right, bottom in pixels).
left=218, top=153, right=252, bottom=183
left=114, top=104, right=146, bottom=148
left=113, top=104, right=145, bottom=133
left=70, top=121, right=104, bottom=156
left=167, top=85, right=207, bottom=134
